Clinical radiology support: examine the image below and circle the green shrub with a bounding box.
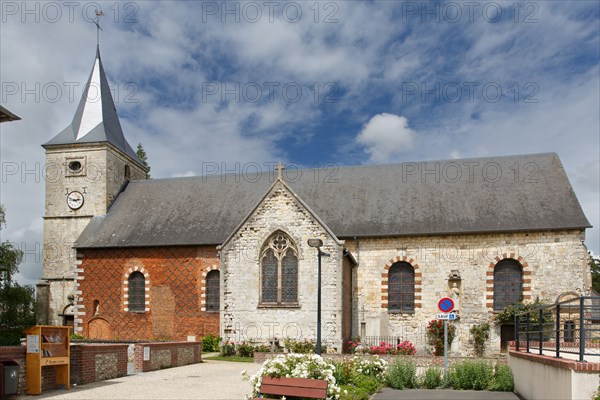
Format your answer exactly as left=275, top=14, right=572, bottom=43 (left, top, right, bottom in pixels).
left=448, top=360, right=493, bottom=390
left=220, top=341, right=236, bottom=356
left=236, top=342, right=254, bottom=358
left=283, top=338, right=317, bottom=353
left=332, top=360, right=355, bottom=386
left=488, top=364, right=514, bottom=392
left=201, top=334, right=221, bottom=352
left=339, top=384, right=371, bottom=400
left=254, top=344, right=271, bottom=353
left=420, top=366, right=443, bottom=389
left=386, top=358, right=417, bottom=389
left=352, top=374, right=383, bottom=394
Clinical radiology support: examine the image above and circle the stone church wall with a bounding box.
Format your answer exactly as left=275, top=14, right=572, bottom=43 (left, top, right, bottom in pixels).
left=344, top=229, right=589, bottom=355
left=75, top=246, right=219, bottom=341
left=220, top=182, right=347, bottom=351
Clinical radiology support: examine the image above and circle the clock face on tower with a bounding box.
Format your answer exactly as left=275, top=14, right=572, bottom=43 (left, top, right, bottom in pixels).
left=67, top=191, right=84, bottom=210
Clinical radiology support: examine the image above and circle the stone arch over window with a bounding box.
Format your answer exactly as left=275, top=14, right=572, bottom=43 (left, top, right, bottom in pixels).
left=381, top=256, right=422, bottom=310
left=123, top=267, right=150, bottom=312
left=124, top=164, right=131, bottom=180
left=260, top=231, right=298, bottom=305
left=201, top=265, right=220, bottom=312
left=486, top=254, right=530, bottom=310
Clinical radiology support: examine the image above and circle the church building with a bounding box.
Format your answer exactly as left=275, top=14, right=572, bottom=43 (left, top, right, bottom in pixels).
left=38, top=49, right=592, bottom=354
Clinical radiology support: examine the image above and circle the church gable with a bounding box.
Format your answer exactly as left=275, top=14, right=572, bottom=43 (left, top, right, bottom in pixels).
left=220, top=179, right=346, bottom=349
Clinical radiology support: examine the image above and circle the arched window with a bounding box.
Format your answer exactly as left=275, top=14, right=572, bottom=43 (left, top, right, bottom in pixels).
left=260, top=231, right=298, bottom=305
left=493, top=259, right=523, bottom=311
left=128, top=271, right=145, bottom=312
left=124, top=165, right=131, bottom=180
left=388, top=261, right=415, bottom=312
left=205, top=270, right=220, bottom=312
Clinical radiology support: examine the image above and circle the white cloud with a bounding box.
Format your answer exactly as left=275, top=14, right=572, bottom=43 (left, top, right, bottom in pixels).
left=356, top=113, right=416, bottom=163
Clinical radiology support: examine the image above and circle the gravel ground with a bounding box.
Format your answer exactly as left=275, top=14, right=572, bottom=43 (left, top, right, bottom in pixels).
left=19, top=360, right=261, bottom=400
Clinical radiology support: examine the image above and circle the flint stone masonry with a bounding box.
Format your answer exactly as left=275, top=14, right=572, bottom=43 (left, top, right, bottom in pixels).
left=133, top=342, right=202, bottom=372
left=151, top=349, right=172, bottom=370
left=95, top=353, right=119, bottom=381
left=343, top=229, right=589, bottom=355
left=221, top=181, right=346, bottom=351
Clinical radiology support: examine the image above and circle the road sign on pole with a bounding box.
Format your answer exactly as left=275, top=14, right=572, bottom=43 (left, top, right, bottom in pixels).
left=438, top=297, right=455, bottom=313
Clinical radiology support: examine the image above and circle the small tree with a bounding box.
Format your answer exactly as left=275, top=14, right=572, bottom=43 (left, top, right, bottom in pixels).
left=136, top=142, right=151, bottom=179
left=0, top=204, right=35, bottom=345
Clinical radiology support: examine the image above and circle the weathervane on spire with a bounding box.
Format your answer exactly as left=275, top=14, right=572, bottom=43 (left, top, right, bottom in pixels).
left=94, top=9, right=104, bottom=48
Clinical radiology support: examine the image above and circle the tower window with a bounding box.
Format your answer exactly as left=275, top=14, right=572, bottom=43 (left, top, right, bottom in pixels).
left=68, top=161, right=82, bottom=172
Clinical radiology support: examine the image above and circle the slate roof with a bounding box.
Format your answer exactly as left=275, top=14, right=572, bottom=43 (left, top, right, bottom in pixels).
left=75, top=153, right=591, bottom=248
left=43, top=49, right=144, bottom=167
left=0, top=105, right=21, bottom=123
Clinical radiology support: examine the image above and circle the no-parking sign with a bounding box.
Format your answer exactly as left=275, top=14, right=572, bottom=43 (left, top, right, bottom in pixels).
left=438, top=297, right=455, bottom=313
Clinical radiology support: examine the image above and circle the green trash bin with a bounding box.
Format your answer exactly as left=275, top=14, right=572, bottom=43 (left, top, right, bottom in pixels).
left=1, top=359, right=20, bottom=396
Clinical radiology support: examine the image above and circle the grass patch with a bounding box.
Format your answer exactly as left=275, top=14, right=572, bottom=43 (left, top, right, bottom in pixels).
left=204, top=355, right=254, bottom=363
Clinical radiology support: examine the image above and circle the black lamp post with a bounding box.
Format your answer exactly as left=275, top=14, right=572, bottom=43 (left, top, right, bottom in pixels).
left=307, top=238, right=329, bottom=355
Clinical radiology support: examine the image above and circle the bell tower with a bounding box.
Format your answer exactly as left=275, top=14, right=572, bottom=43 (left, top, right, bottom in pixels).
left=38, top=48, right=147, bottom=326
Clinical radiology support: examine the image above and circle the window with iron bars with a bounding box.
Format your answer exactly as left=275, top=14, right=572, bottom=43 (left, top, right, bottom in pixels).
left=388, top=261, right=415, bottom=312
left=493, top=259, right=523, bottom=311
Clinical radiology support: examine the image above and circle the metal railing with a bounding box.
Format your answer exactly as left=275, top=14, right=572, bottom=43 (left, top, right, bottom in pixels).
left=514, top=296, right=600, bottom=361
left=360, top=336, right=406, bottom=347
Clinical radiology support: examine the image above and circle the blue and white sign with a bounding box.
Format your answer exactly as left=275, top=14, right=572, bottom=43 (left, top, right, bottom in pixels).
left=436, top=313, right=456, bottom=320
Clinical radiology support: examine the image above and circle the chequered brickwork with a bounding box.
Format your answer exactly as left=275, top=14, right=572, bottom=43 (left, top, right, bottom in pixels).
left=75, top=246, right=220, bottom=341
left=381, top=256, right=422, bottom=309
left=485, top=254, right=531, bottom=309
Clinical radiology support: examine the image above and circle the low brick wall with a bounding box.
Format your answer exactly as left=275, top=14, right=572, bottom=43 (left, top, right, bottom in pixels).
left=70, top=344, right=129, bottom=385
left=0, top=346, right=26, bottom=395
left=253, top=352, right=507, bottom=366
left=133, top=342, right=201, bottom=372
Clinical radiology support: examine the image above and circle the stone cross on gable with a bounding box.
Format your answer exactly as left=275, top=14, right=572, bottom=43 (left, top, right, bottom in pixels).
left=275, top=162, right=285, bottom=180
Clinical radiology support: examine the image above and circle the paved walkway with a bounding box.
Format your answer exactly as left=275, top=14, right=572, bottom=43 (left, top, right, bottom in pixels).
left=373, top=388, right=520, bottom=399
left=19, top=360, right=521, bottom=400
left=19, top=360, right=261, bottom=400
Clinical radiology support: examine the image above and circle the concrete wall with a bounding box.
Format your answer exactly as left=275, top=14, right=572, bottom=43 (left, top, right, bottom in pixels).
left=344, top=230, right=589, bottom=355
left=220, top=181, right=345, bottom=351
left=509, top=350, right=600, bottom=400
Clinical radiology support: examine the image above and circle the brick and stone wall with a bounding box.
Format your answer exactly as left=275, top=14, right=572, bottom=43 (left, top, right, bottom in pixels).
left=220, top=181, right=346, bottom=351
left=343, top=229, right=589, bottom=355
left=133, top=342, right=202, bottom=372
left=70, top=344, right=128, bottom=385
left=76, top=246, right=220, bottom=341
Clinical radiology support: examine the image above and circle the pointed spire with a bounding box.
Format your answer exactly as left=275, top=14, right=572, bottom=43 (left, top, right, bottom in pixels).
left=44, top=49, right=143, bottom=167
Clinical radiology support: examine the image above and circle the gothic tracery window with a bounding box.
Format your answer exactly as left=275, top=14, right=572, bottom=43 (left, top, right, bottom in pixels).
left=388, top=262, right=415, bottom=312
left=260, top=231, right=298, bottom=305
left=493, top=259, right=523, bottom=311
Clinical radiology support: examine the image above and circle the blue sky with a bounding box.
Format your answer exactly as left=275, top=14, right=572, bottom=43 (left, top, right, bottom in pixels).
left=1, top=1, right=599, bottom=285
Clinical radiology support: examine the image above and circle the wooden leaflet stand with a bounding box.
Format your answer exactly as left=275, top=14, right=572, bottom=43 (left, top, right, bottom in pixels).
left=25, top=325, right=70, bottom=395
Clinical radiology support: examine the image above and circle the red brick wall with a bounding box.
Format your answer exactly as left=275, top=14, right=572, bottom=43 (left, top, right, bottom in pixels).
left=133, top=342, right=202, bottom=372
left=77, top=246, right=220, bottom=341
